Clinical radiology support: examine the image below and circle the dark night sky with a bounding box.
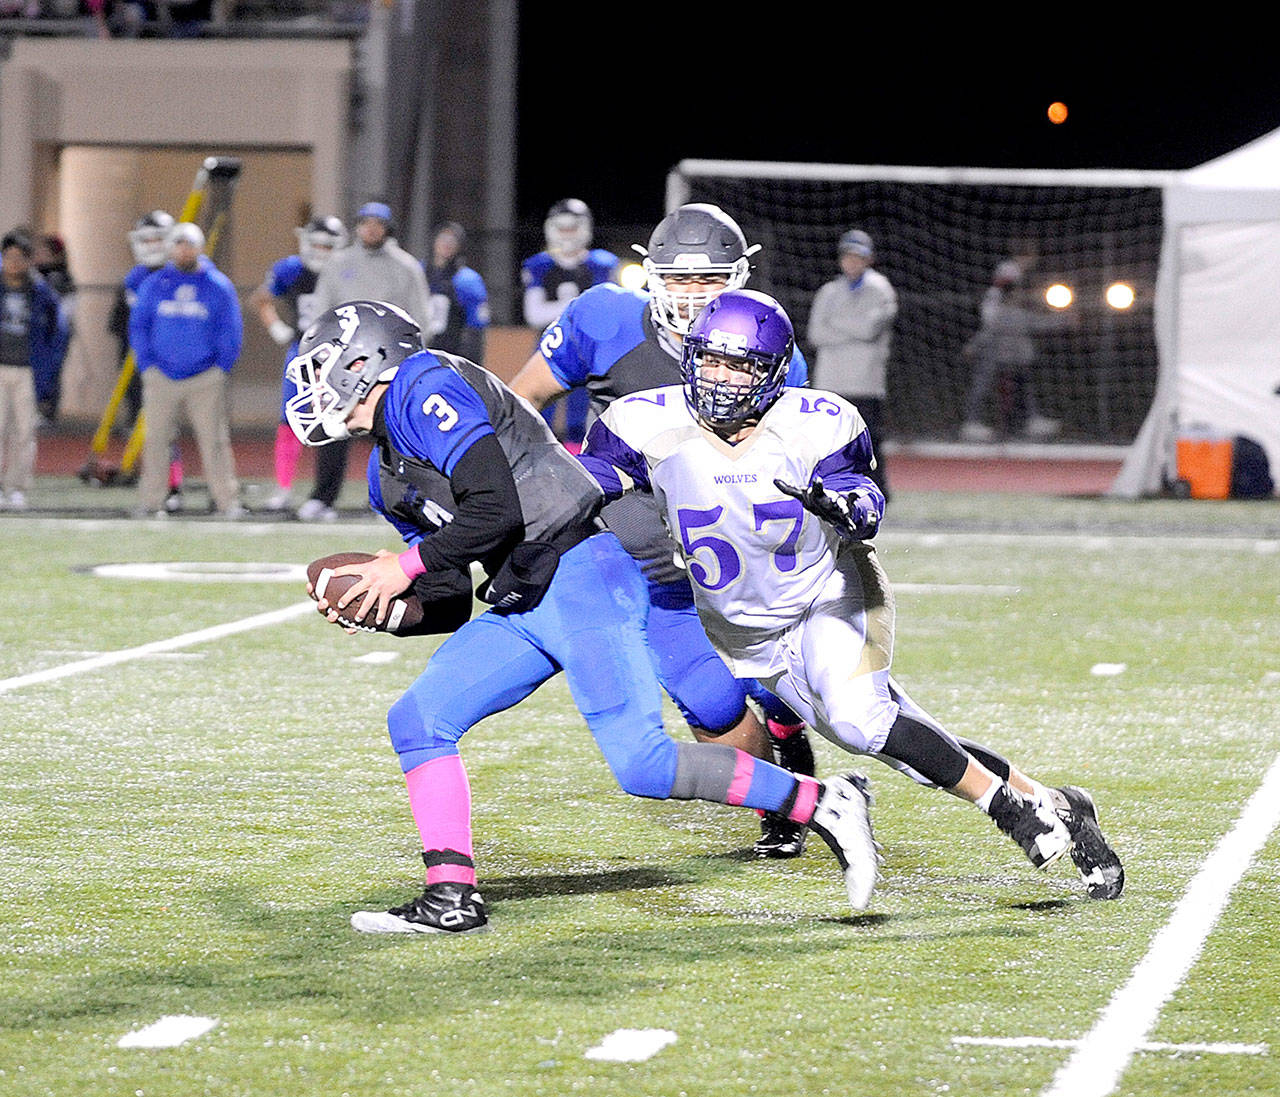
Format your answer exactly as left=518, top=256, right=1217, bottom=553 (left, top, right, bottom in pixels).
left=514, top=19, right=1280, bottom=228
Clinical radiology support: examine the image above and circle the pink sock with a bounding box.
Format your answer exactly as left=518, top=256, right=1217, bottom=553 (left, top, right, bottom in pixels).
left=274, top=422, right=303, bottom=490
left=404, top=755, right=476, bottom=886
left=788, top=776, right=822, bottom=824
left=767, top=718, right=806, bottom=739
left=168, top=456, right=184, bottom=491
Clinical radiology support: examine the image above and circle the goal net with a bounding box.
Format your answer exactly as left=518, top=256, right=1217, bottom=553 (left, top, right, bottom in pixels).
left=667, top=161, right=1173, bottom=448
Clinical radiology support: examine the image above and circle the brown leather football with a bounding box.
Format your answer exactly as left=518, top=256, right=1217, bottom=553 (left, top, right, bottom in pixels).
left=305, top=551, right=426, bottom=634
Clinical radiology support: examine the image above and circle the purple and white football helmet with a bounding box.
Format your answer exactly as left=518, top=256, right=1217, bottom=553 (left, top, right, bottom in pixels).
left=681, top=289, right=794, bottom=430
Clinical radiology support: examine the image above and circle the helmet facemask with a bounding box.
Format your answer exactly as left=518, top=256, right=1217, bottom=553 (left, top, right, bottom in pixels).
left=641, top=261, right=750, bottom=336
left=284, top=300, right=421, bottom=446
left=680, top=289, right=795, bottom=432
left=284, top=343, right=371, bottom=444
left=129, top=211, right=176, bottom=267
left=683, top=344, right=789, bottom=431
left=296, top=218, right=348, bottom=273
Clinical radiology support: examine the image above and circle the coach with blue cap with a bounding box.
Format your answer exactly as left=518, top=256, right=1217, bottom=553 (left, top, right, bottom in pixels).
left=298, top=200, right=433, bottom=521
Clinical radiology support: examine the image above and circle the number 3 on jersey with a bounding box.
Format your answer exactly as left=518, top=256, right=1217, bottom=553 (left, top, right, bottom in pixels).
left=677, top=499, right=803, bottom=591
left=422, top=393, right=459, bottom=430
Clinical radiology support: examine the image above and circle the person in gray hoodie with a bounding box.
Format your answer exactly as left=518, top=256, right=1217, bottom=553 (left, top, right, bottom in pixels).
left=294, top=201, right=432, bottom=521
left=806, top=230, right=898, bottom=499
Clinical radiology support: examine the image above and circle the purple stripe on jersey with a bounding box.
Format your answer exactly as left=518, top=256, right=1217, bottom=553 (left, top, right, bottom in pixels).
left=813, top=431, right=885, bottom=510
left=577, top=418, right=652, bottom=499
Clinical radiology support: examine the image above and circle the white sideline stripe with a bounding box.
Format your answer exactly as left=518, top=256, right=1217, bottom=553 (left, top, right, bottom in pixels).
left=0, top=602, right=315, bottom=695
left=955, top=1035, right=1267, bottom=1055
left=896, top=582, right=1020, bottom=596
left=1042, top=752, right=1280, bottom=1097
left=584, top=1028, right=678, bottom=1062
left=118, top=1015, right=218, bottom=1048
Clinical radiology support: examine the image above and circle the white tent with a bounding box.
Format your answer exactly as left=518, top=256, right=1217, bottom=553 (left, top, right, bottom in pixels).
left=1111, top=129, right=1280, bottom=497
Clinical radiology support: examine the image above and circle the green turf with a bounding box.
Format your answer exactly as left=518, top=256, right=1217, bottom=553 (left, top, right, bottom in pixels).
left=2, top=492, right=1278, bottom=1096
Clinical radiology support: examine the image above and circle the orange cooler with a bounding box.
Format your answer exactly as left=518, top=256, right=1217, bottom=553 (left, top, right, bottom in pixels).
left=1176, top=437, right=1234, bottom=499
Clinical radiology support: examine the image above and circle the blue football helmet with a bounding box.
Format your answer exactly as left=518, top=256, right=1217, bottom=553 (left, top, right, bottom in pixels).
left=681, top=289, right=794, bottom=430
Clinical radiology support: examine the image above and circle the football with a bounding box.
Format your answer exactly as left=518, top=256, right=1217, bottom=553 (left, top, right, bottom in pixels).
left=305, top=551, right=426, bottom=635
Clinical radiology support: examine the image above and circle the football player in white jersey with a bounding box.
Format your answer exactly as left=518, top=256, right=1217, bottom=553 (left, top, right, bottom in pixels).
left=577, top=289, right=1124, bottom=901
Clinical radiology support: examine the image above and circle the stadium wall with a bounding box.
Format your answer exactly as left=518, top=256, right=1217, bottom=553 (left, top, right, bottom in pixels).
left=0, top=36, right=353, bottom=426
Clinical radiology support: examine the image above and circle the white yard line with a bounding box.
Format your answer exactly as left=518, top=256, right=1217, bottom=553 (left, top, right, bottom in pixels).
left=1041, top=752, right=1280, bottom=1097
left=955, top=1035, right=1267, bottom=1055
left=584, top=1028, right=678, bottom=1062
left=0, top=602, right=315, bottom=695
left=118, top=1015, right=218, bottom=1048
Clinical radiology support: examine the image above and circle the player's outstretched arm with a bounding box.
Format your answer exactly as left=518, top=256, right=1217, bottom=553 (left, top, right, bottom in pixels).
left=774, top=476, right=880, bottom=541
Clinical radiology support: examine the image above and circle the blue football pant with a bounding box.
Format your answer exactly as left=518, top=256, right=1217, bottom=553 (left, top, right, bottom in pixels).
left=386, top=533, right=800, bottom=811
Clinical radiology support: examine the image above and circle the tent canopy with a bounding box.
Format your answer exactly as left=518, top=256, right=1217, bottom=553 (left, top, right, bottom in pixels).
left=1110, top=129, right=1280, bottom=498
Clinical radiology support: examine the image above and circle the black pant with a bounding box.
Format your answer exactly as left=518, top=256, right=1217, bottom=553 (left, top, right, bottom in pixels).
left=309, top=438, right=350, bottom=506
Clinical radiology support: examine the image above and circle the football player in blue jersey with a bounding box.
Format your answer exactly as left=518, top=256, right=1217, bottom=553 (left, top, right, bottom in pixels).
left=249, top=214, right=348, bottom=512
left=424, top=221, right=489, bottom=365
left=283, top=299, right=881, bottom=934
left=520, top=199, right=619, bottom=448
left=511, top=202, right=821, bottom=859
left=577, top=289, right=1124, bottom=903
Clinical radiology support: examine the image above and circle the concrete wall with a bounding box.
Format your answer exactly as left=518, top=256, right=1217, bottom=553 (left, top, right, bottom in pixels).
left=0, top=36, right=354, bottom=425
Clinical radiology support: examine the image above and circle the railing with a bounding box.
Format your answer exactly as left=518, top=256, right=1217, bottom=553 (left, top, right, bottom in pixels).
left=0, top=2, right=368, bottom=40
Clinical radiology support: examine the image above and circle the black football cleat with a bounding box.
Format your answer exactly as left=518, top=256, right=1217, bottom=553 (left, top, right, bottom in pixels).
left=754, top=811, right=807, bottom=859
left=1051, top=785, right=1125, bottom=900
left=350, top=882, right=489, bottom=935
left=808, top=773, right=879, bottom=911
left=988, top=783, right=1071, bottom=870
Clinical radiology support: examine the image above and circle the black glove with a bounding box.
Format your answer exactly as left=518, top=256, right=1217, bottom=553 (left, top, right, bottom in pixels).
left=476, top=541, right=561, bottom=615
left=774, top=476, right=879, bottom=541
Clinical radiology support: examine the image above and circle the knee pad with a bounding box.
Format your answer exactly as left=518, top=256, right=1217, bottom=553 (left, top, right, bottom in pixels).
left=387, top=690, right=465, bottom=760
left=595, top=714, right=679, bottom=799
left=825, top=670, right=899, bottom=754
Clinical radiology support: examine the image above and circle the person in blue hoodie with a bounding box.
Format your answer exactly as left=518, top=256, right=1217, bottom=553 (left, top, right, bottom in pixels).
left=128, top=222, right=244, bottom=518
left=0, top=228, right=68, bottom=510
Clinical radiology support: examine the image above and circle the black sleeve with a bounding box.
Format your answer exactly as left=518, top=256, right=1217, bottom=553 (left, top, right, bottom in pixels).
left=393, top=589, right=474, bottom=637
left=411, top=432, right=524, bottom=578
left=107, top=285, right=129, bottom=340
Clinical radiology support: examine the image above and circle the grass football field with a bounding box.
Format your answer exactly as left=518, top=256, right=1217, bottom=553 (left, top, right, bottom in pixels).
left=2, top=483, right=1278, bottom=1097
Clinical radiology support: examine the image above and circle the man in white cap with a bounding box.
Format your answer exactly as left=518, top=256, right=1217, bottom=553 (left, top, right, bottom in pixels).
left=807, top=229, right=898, bottom=499
left=298, top=200, right=432, bottom=521
left=128, top=222, right=244, bottom=518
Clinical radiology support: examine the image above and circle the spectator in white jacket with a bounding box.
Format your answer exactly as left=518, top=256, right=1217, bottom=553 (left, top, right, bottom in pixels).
left=806, top=230, right=897, bottom=498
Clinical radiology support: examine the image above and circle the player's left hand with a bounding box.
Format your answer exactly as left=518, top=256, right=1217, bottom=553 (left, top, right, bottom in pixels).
left=774, top=476, right=879, bottom=541
left=315, top=549, right=412, bottom=628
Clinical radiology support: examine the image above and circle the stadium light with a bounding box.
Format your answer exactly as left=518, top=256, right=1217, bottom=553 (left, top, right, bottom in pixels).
left=1106, top=281, right=1136, bottom=310
left=1045, top=283, right=1073, bottom=310
left=618, top=262, right=647, bottom=291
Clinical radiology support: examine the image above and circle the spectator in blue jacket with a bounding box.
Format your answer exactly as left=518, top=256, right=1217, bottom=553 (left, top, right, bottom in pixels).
left=0, top=228, right=68, bottom=510
left=424, top=221, right=489, bottom=365
left=128, top=222, right=244, bottom=518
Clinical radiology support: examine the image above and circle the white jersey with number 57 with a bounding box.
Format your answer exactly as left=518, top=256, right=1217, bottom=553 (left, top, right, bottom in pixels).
left=581, top=384, right=882, bottom=664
